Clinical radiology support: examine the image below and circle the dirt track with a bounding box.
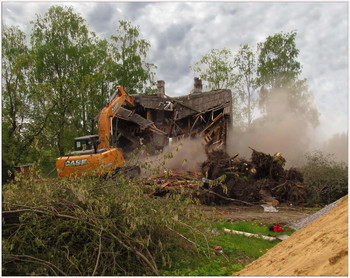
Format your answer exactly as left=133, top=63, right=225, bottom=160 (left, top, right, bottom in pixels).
left=202, top=204, right=316, bottom=226
left=235, top=195, right=348, bottom=276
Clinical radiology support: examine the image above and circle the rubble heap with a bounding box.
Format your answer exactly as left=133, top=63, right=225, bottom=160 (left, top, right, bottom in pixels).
left=143, top=171, right=201, bottom=197
left=199, top=149, right=308, bottom=205
left=141, top=148, right=308, bottom=206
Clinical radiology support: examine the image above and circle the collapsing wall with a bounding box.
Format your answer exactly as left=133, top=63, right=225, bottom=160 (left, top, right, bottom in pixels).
left=114, top=78, right=233, bottom=154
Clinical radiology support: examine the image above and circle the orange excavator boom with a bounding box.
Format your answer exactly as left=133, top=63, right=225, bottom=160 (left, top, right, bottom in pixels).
left=56, top=86, right=139, bottom=178
left=98, top=86, right=135, bottom=149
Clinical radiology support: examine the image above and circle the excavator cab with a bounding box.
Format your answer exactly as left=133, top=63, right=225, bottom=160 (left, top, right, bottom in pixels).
left=74, top=135, right=96, bottom=151
left=74, top=135, right=100, bottom=152
left=63, top=135, right=105, bottom=157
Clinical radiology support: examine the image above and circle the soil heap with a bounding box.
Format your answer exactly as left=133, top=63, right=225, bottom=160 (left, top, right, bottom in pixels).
left=235, top=195, right=348, bottom=276
left=199, top=149, right=307, bottom=205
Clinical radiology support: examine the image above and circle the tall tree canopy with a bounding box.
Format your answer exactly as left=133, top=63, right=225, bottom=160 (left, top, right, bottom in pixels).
left=189, top=48, right=243, bottom=126
left=189, top=48, right=236, bottom=90
left=2, top=25, right=34, bottom=175
left=256, top=30, right=301, bottom=92
left=2, top=25, right=31, bottom=139
left=79, top=37, right=114, bottom=134
left=190, top=31, right=318, bottom=129
left=110, top=20, right=157, bottom=95
left=30, top=5, right=96, bottom=156
left=256, top=31, right=319, bottom=127
left=2, top=5, right=159, bottom=177
left=233, top=44, right=257, bottom=128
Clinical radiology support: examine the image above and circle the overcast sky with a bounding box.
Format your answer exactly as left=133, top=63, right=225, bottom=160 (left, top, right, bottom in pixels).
left=1, top=1, right=348, bottom=140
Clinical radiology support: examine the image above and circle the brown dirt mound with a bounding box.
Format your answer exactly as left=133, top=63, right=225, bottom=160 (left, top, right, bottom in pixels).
left=235, top=195, right=348, bottom=276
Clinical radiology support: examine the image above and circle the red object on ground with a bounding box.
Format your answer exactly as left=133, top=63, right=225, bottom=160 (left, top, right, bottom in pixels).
left=273, top=224, right=283, bottom=232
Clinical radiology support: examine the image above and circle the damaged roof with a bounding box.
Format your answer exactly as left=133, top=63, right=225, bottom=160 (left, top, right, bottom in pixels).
left=139, top=88, right=232, bottom=120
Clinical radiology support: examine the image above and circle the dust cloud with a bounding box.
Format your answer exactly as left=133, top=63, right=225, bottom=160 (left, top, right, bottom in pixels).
left=320, top=132, right=348, bottom=163
left=226, top=88, right=348, bottom=166
left=141, top=138, right=207, bottom=174
left=163, top=138, right=207, bottom=171
left=141, top=87, right=347, bottom=172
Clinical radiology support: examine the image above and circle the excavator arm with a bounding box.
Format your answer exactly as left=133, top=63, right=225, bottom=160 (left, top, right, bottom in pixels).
left=98, top=86, right=135, bottom=149
left=56, top=86, right=164, bottom=178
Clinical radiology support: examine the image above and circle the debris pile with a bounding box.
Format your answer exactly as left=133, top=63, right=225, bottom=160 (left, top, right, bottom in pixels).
left=199, top=148, right=308, bottom=205
left=142, top=171, right=202, bottom=197
left=141, top=148, right=308, bottom=206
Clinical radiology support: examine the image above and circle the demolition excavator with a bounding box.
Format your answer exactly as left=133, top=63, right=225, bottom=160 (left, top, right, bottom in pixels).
left=56, top=86, right=161, bottom=178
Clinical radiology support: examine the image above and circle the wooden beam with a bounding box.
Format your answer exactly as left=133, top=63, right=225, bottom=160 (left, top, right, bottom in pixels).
left=200, top=113, right=224, bottom=136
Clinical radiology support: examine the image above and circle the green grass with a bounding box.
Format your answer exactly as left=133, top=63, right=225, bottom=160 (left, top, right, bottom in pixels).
left=161, top=220, right=295, bottom=276
left=214, top=220, right=295, bottom=237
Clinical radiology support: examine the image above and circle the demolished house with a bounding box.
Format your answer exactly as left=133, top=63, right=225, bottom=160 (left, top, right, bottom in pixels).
left=114, top=78, right=233, bottom=154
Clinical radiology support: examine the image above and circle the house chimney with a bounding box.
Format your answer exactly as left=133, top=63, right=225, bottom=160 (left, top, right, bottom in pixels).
left=193, top=77, right=202, bottom=93
left=157, top=80, right=165, bottom=98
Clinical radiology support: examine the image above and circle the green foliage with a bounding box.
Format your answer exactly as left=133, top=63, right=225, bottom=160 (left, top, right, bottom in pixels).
left=301, top=151, right=348, bottom=205
left=2, top=5, right=158, bottom=174
left=2, top=25, right=34, bottom=178
left=110, top=20, right=157, bottom=95
left=213, top=220, right=294, bottom=237
left=2, top=169, right=202, bottom=275
left=189, top=34, right=319, bottom=130
left=256, top=30, right=301, bottom=91
left=233, top=44, right=257, bottom=128
left=163, top=220, right=295, bottom=276
left=256, top=31, right=319, bottom=127
left=189, top=48, right=236, bottom=90
left=30, top=5, right=95, bottom=156
left=80, top=37, right=113, bottom=135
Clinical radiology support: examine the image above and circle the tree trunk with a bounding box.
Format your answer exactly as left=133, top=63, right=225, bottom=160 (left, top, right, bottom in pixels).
left=57, top=125, right=65, bottom=156
left=57, top=107, right=66, bottom=156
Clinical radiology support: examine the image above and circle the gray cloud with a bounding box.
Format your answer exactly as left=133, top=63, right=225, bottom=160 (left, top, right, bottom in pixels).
left=1, top=1, right=348, bottom=139
left=158, top=22, right=194, bottom=50
left=86, top=3, right=115, bottom=33
left=121, top=2, right=151, bottom=21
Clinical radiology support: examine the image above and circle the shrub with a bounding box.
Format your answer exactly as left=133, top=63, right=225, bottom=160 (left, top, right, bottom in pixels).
left=301, top=151, right=348, bottom=206
left=2, top=169, right=202, bottom=276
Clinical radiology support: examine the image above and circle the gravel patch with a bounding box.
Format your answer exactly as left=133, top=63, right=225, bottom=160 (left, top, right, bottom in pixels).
left=289, top=197, right=343, bottom=230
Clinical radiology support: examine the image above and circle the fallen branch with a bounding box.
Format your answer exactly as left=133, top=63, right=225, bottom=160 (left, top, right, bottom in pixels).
left=230, top=153, right=239, bottom=160
left=223, top=228, right=277, bottom=242
left=2, top=208, right=79, bottom=221
left=92, top=228, right=103, bottom=276
left=6, top=254, right=67, bottom=276
left=63, top=246, right=82, bottom=275
left=166, top=226, right=213, bottom=262
left=200, top=188, right=254, bottom=206
left=107, top=231, right=159, bottom=276
left=4, top=205, right=159, bottom=276
left=271, top=181, right=287, bottom=191
left=161, top=181, right=171, bottom=189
